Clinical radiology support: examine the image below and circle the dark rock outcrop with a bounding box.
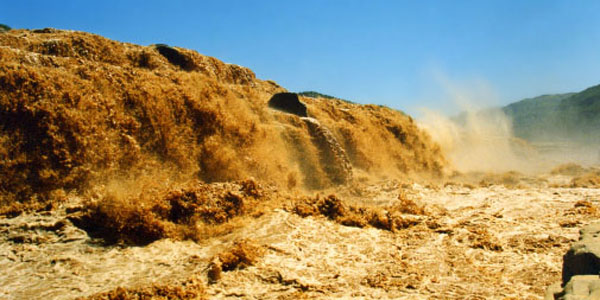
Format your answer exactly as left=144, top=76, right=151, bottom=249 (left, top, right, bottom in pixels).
left=154, top=44, right=195, bottom=71
left=268, top=93, right=308, bottom=117
left=546, top=222, right=600, bottom=299
left=563, top=223, right=600, bottom=284
left=32, top=28, right=57, bottom=34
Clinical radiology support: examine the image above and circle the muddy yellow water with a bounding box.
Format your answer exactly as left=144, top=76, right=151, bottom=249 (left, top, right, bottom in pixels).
left=1, top=179, right=599, bottom=299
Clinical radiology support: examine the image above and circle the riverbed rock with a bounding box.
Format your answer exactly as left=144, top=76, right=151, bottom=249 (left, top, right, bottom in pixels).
left=546, top=222, right=600, bottom=299
left=547, top=275, right=600, bottom=300
left=563, top=223, right=600, bottom=284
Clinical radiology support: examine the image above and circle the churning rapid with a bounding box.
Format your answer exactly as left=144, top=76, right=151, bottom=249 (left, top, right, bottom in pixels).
left=1, top=29, right=600, bottom=299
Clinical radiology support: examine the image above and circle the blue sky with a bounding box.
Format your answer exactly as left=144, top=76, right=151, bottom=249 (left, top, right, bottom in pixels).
left=3, top=1, right=600, bottom=116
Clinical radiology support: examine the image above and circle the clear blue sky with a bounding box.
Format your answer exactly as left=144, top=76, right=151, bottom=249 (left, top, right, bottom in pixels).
left=3, top=1, right=600, bottom=116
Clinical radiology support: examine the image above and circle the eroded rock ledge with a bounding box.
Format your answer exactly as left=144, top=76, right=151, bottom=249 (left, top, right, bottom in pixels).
left=546, top=222, right=600, bottom=299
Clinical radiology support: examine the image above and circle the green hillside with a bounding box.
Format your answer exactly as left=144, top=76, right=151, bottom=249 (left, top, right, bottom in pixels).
left=298, top=91, right=354, bottom=103
left=298, top=91, right=337, bottom=99
left=502, top=93, right=573, bottom=140
left=557, top=84, right=600, bottom=136
left=502, top=84, right=600, bottom=143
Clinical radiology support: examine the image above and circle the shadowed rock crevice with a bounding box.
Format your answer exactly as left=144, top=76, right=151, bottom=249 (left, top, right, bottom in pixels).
left=268, top=93, right=308, bottom=117
left=562, top=223, right=600, bottom=284
left=562, top=251, right=600, bottom=284
left=154, top=44, right=196, bottom=71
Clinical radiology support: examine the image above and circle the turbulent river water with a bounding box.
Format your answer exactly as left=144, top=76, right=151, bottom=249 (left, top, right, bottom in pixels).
left=1, top=173, right=599, bottom=299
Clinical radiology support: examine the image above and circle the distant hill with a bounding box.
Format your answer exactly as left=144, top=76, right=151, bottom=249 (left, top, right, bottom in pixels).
left=501, top=93, right=574, bottom=141
left=501, top=84, right=600, bottom=144
left=556, top=84, right=600, bottom=139
left=0, top=24, right=11, bottom=33
left=298, top=91, right=336, bottom=99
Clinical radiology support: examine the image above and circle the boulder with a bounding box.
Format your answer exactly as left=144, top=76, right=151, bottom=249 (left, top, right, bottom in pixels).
left=268, top=93, right=308, bottom=117
left=563, top=223, right=600, bottom=284
left=547, top=275, right=600, bottom=300
left=546, top=282, right=564, bottom=300
left=546, top=223, right=600, bottom=299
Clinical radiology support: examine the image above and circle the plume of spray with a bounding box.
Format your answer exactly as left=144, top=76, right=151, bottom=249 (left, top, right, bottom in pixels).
left=417, top=72, right=541, bottom=174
